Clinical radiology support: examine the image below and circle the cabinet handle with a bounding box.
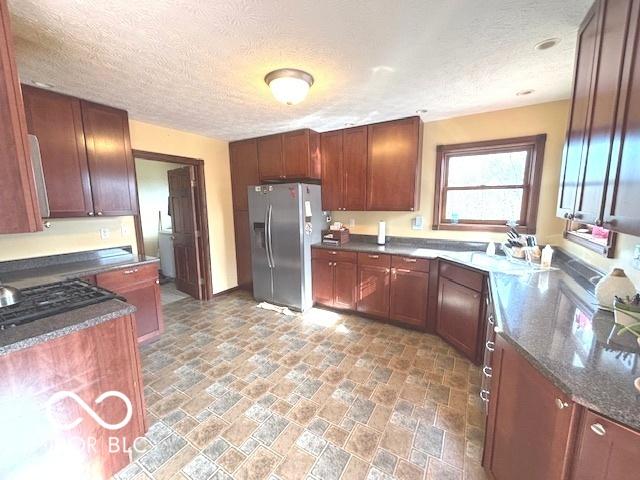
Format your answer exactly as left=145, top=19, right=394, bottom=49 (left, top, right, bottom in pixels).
left=385, top=268, right=390, bottom=274
left=486, top=341, right=495, bottom=352
left=563, top=213, right=574, bottom=220
left=368, top=255, right=379, bottom=259
left=488, top=314, right=495, bottom=326
left=88, top=212, right=95, bottom=216
left=396, top=268, right=411, bottom=273
left=330, top=251, right=337, bottom=255
left=403, top=258, right=417, bottom=263
left=124, top=269, right=139, bottom=275
left=155, top=279, right=159, bottom=284
left=595, top=219, right=603, bottom=227
left=590, top=423, right=606, bottom=436
left=480, top=389, right=490, bottom=402
left=482, top=366, right=492, bottom=378
left=555, top=398, right=570, bottom=410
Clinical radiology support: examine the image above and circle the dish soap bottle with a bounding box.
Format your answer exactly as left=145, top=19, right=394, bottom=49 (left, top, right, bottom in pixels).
left=377, top=221, right=386, bottom=245
left=541, top=245, right=554, bottom=268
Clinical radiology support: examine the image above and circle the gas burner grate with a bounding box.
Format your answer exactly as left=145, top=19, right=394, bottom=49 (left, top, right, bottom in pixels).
left=0, top=279, right=121, bottom=329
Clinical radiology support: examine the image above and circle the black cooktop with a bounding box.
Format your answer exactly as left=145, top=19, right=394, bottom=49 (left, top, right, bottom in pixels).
left=0, top=279, right=121, bottom=329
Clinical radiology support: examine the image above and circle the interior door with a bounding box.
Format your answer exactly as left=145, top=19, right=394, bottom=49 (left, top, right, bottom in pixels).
left=168, top=166, right=202, bottom=299
left=269, top=184, right=303, bottom=309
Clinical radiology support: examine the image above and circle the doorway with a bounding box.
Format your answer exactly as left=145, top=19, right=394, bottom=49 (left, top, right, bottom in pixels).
left=133, top=150, right=213, bottom=301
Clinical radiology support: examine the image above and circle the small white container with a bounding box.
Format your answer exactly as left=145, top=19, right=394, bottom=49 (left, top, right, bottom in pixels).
left=486, top=242, right=496, bottom=256
left=377, top=221, right=386, bottom=245
left=541, top=245, right=554, bottom=268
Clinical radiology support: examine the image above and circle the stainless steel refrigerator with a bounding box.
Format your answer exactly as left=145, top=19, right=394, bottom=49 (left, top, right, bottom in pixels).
left=248, top=183, right=327, bottom=311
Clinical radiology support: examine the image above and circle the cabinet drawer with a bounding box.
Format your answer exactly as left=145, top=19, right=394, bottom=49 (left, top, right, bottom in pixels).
left=312, top=248, right=357, bottom=263
left=358, top=252, right=392, bottom=267
left=96, top=263, right=158, bottom=290
left=440, top=262, right=484, bottom=292
left=392, top=255, right=430, bottom=272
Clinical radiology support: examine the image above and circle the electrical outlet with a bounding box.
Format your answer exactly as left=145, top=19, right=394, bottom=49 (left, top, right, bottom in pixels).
left=100, top=228, right=110, bottom=240
left=349, top=218, right=356, bottom=228
left=121, top=224, right=130, bottom=237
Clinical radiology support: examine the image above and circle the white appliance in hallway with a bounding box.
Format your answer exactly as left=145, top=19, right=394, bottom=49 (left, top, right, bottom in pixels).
left=158, top=229, right=176, bottom=278
left=248, top=183, right=328, bottom=311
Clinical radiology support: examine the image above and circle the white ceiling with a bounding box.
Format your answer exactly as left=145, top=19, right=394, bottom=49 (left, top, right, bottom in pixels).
left=8, top=0, right=591, bottom=141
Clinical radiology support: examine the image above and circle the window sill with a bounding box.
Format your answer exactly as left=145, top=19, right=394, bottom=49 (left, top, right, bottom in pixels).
left=433, top=223, right=536, bottom=234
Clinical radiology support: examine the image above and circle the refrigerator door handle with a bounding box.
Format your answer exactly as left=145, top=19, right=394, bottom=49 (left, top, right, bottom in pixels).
left=264, top=205, right=273, bottom=268
left=267, top=204, right=275, bottom=268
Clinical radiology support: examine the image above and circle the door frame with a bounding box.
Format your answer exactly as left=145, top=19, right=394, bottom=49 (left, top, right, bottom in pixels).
left=132, top=149, right=213, bottom=300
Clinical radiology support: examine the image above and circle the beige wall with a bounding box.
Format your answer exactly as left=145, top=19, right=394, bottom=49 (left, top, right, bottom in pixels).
left=128, top=120, right=235, bottom=293
left=0, top=119, right=236, bottom=294
left=333, top=101, right=570, bottom=244
left=135, top=158, right=175, bottom=257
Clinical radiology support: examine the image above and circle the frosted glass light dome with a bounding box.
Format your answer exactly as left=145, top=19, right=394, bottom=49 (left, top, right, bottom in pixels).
left=264, top=69, right=314, bottom=105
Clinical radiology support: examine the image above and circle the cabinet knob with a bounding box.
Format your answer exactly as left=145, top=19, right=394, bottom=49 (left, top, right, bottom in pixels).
left=155, top=279, right=159, bottom=284
left=385, top=268, right=390, bottom=274
left=88, top=212, right=95, bottom=216
left=563, top=213, right=574, bottom=220
left=403, top=258, right=417, bottom=263
left=488, top=314, right=495, bottom=326
left=555, top=398, right=570, bottom=410
left=480, top=389, right=490, bottom=402
left=330, top=251, right=337, bottom=255
left=368, top=254, right=379, bottom=259
left=96, top=211, right=103, bottom=216
left=482, top=366, right=492, bottom=378
left=595, top=219, right=603, bottom=227
left=590, top=423, right=606, bottom=436
left=486, top=340, right=495, bottom=352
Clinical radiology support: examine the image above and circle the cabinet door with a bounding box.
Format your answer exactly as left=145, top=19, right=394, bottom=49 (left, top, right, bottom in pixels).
left=258, top=134, right=284, bottom=181
left=436, top=277, right=482, bottom=361
left=390, top=268, right=428, bottom=328
left=342, top=126, right=367, bottom=211
left=484, top=336, right=578, bottom=480
left=234, top=210, right=252, bottom=288
left=22, top=85, right=93, bottom=217
left=366, top=117, right=421, bottom=211
left=0, top=0, right=41, bottom=234
left=557, top=5, right=599, bottom=219
left=604, top=0, right=640, bottom=234
left=334, top=261, right=357, bottom=310
left=320, top=130, right=343, bottom=211
left=229, top=139, right=259, bottom=211
left=120, top=282, right=164, bottom=343
left=81, top=101, right=137, bottom=216
left=312, top=258, right=334, bottom=307
left=571, top=410, right=639, bottom=480
left=357, top=265, right=390, bottom=318
left=574, top=0, right=635, bottom=225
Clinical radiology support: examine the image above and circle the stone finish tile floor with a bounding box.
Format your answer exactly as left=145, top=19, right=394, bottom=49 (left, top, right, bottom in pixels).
left=115, top=290, right=487, bottom=480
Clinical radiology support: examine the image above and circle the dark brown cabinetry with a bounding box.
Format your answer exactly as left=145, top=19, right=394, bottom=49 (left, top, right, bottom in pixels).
left=320, top=126, right=368, bottom=211
left=436, top=262, right=486, bottom=363
left=389, top=256, right=430, bottom=328
left=356, top=253, right=391, bottom=318
left=233, top=210, right=252, bottom=288
left=367, top=116, right=422, bottom=211
left=559, top=0, right=640, bottom=234
left=0, top=0, right=42, bottom=233
left=311, top=248, right=357, bottom=309
left=571, top=410, right=639, bottom=480
left=483, top=335, right=579, bottom=480
left=256, top=129, right=321, bottom=182
left=95, top=263, right=164, bottom=344
left=22, top=85, right=92, bottom=217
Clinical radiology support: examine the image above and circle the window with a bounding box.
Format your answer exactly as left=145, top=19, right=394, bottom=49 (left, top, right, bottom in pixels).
left=433, top=135, right=546, bottom=232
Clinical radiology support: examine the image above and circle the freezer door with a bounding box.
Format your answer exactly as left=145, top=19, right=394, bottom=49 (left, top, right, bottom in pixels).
left=269, top=184, right=304, bottom=309
left=248, top=186, right=273, bottom=302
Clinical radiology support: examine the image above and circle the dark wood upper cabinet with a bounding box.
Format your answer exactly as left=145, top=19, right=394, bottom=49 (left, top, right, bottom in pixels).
left=320, top=130, right=343, bottom=211
left=81, top=100, right=137, bottom=216
left=571, top=410, right=640, bottom=480
left=257, top=134, right=284, bottom=181
left=367, top=116, right=422, bottom=211
left=604, top=0, right=640, bottom=235
left=229, top=138, right=259, bottom=211
left=558, top=0, right=640, bottom=234
left=342, top=126, right=368, bottom=210
left=558, top=4, right=599, bottom=219
left=22, top=85, right=93, bottom=217
left=0, top=0, right=42, bottom=233
left=484, top=335, right=579, bottom=480
left=283, top=129, right=321, bottom=180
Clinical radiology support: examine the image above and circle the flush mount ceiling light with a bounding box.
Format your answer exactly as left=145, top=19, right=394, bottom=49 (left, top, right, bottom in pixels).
left=264, top=68, right=314, bottom=105
left=516, top=89, right=535, bottom=96
left=535, top=38, right=560, bottom=50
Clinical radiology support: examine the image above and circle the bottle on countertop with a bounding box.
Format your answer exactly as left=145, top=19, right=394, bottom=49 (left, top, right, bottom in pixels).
left=377, top=221, right=386, bottom=245
left=541, top=245, right=554, bottom=268
left=486, top=242, right=496, bottom=256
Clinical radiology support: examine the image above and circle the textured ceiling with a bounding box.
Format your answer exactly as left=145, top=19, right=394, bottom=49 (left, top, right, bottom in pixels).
left=8, top=0, right=591, bottom=141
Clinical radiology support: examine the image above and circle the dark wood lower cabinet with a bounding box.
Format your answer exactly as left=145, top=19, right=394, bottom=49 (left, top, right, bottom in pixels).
left=389, top=268, right=428, bottom=327
left=571, top=410, right=639, bottom=480
left=436, top=276, right=484, bottom=362
left=357, top=264, right=390, bottom=318
left=312, top=258, right=334, bottom=307
left=484, top=335, right=579, bottom=480
left=96, top=263, right=164, bottom=344
left=333, top=261, right=357, bottom=310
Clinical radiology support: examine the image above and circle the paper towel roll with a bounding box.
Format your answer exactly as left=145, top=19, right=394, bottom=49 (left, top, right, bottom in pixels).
left=377, top=221, right=386, bottom=245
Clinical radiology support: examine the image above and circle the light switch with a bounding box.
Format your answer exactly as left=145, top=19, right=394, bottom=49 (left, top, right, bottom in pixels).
left=349, top=218, right=356, bottom=228
left=412, top=216, right=424, bottom=230
left=100, top=228, right=110, bottom=240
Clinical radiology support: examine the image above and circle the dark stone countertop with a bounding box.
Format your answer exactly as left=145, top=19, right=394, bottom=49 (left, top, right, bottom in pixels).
left=0, top=299, right=136, bottom=356
left=0, top=247, right=154, bottom=355
left=313, top=237, right=640, bottom=431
